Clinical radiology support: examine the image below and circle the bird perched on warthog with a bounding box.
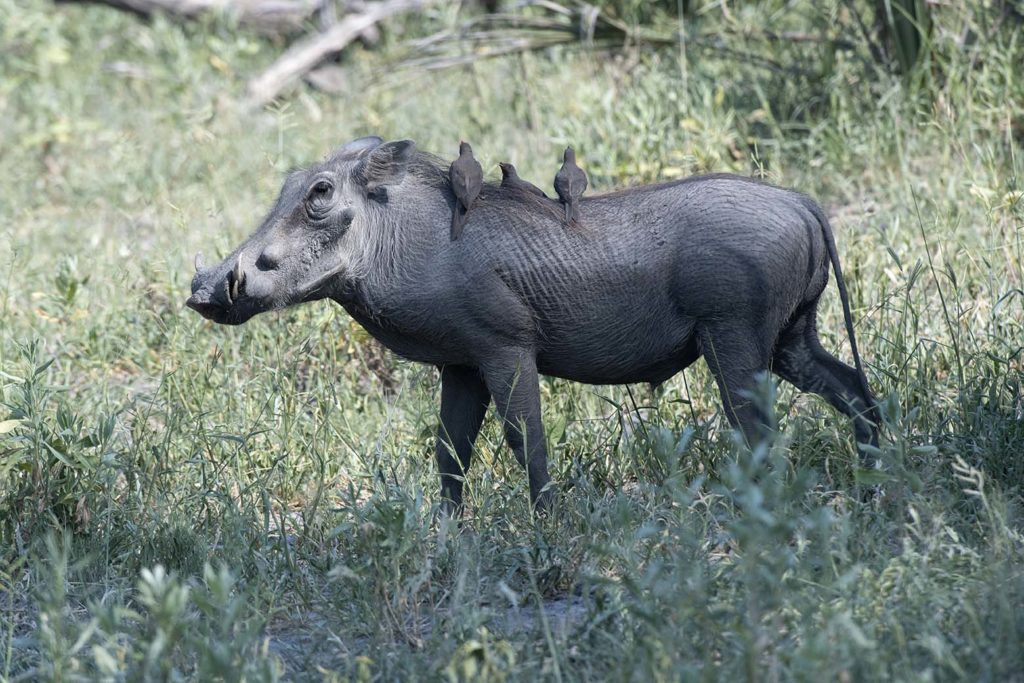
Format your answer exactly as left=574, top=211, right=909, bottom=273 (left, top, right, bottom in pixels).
left=554, top=146, right=587, bottom=225
left=448, top=141, right=483, bottom=240
left=187, top=136, right=880, bottom=514
left=499, top=161, right=548, bottom=198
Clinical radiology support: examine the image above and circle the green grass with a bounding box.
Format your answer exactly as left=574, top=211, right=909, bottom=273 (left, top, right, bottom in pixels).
left=1, top=0, right=1022, bottom=680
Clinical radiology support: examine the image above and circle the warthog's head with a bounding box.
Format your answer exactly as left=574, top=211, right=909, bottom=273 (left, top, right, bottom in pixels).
left=186, top=136, right=416, bottom=325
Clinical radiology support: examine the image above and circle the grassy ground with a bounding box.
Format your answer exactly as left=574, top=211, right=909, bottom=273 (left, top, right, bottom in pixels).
left=1, top=0, right=1022, bottom=680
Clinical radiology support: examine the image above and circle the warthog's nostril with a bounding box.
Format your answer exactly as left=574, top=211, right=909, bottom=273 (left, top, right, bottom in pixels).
left=186, top=286, right=226, bottom=320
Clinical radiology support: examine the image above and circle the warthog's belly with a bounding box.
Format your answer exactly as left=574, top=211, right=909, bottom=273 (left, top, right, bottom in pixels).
left=536, top=330, right=701, bottom=385
left=532, top=292, right=702, bottom=385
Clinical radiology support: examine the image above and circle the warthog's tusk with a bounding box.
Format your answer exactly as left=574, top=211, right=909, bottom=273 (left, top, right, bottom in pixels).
left=230, top=257, right=243, bottom=303
left=194, top=252, right=205, bottom=273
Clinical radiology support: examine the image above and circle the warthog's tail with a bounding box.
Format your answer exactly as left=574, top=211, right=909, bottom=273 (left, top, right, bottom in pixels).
left=803, top=198, right=877, bottom=413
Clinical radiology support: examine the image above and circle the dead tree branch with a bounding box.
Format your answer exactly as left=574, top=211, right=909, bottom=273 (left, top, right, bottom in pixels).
left=245, top=0, right=435, bottom=106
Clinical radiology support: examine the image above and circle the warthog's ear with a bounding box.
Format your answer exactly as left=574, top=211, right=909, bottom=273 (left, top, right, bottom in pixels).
left=333, top=136, right=384, bottom=160
left=356, top=140, right=416, bottom=191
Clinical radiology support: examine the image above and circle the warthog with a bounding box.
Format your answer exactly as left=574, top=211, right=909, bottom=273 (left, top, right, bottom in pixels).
left=187, top=136, right=879, bottom=511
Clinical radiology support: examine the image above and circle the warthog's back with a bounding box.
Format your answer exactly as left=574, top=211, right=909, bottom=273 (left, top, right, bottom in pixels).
left=449, top=174, right=830, bottom=384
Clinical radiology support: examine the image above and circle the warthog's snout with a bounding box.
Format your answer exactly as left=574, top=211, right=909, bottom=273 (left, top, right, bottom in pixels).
left=186, top=254, right=247, bottom=324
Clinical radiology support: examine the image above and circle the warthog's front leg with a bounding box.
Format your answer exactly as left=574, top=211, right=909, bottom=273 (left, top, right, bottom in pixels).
left=482, top=350, right=553, bottom=511
left=436, top=365, right=491, bottom=515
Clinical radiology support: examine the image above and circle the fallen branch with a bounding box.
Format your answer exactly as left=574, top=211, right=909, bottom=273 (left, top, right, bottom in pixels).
left=246, top=0, right=435, bottom=106
left=57, top=0, right=322, bottom=34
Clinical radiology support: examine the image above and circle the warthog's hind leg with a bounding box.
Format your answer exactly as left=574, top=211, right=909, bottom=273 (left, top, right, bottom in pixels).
left=481, top=350, right=553, bottom=511
left=771, top=307, right=881, bottom=459
left=698, top=324, right=775, bottom=448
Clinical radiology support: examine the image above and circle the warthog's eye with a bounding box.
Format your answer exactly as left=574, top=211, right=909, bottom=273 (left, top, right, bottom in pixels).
left=311, top=180, right=333, bottom=197
left=305, top=179, right=335, bottom=219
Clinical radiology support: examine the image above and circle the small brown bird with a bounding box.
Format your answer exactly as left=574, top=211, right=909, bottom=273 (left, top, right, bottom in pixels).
left=449, top=141, right=483, bottom=241
left=554, top=146, right=587, bottom=225
left=499, top=162, right=548, bottom=198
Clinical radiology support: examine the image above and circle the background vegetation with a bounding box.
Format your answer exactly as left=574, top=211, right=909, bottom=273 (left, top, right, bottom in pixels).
left=1, top=0, right=1022, bottom=679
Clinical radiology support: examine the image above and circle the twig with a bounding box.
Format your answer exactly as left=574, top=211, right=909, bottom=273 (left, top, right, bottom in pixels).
left=246, top=0, right=436, bottom=106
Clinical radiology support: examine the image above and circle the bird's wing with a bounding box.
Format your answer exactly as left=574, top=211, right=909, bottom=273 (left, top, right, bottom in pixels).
left=553, top=170, right=569, bottom=198
left=575, top=168, right=588, bottom=194
left=465, top=172, right=483, bottom=201
left=563, top=174, right=577, bottom=197
left=451, top=166, right=472, bottom=197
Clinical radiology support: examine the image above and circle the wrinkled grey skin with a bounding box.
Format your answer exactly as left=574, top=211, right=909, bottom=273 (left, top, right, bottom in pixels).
left=187, top=136, right=880, bottom=512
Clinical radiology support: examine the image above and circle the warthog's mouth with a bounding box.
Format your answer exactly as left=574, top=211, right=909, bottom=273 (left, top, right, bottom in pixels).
left=186, top=257, right=254, bottom=325
left=298, top=261, right=346, bottom=301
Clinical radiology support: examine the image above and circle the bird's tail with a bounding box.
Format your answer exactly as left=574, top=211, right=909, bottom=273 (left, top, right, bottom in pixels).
left=566, top=200, right=580, bottom=226
left=450, top=206, right=466, bottom=241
